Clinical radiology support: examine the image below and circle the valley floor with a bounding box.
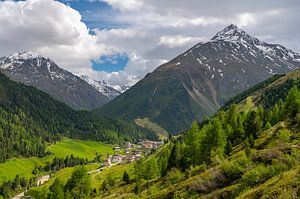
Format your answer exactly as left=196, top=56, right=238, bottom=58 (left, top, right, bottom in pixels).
left=0, top=138, right=114, bottom=185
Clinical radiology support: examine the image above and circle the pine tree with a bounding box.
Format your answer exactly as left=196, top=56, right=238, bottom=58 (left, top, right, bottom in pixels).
left=248, top=134, right=254, bottom=148
left=226, top=141, right=233, bottom=155
left=122, top=171, right=130, bottom=184
left=47, top=178, right=64, bottom=199
left=185, top=121, right=200, bottom=165
left=245, top=110, right=262, bottom=139
left=168, top=143, right=182, bottom=169
left=64, top=167, right=91, bottom=198
left=283, top=86, right=300, bottom=118
left=245, top=140, right=251, bottom=158
left=210, top=118, right=227, bottom=161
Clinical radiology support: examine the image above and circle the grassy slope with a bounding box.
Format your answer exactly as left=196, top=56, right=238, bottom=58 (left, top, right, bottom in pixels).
left=93, top=71, right=300, bottom=199
left=28, top=162, right=134, bottom=198
left=0, top=156, right=53, bottom=183
left=98, top=119, right=299, bottom=199
left=228, top=70, right=300, bottom=109
left=0, top=139, right=114, bottom=184
left=135, top=118, right=169, bottom=140
left=27, top=164, right=100, bottom=197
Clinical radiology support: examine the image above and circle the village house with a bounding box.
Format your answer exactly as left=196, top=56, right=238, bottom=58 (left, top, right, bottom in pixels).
left=111, top=154, right=122, bottom=163
left=139, top=140, right=164, bottom=149
left=133, top=150, right=142, bottom=158
left=121, top=154, right=135, bottom=164
left=125, top=142, right=133, bottom=149
left=113, top=146, right=121, bottom=151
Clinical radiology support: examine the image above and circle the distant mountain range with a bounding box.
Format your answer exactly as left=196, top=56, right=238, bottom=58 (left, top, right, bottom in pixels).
left=80, top=75, right=131, bottom=99
left=95, top=24, right=300, bottom=134
left=0, top=51, right=110, bottom=110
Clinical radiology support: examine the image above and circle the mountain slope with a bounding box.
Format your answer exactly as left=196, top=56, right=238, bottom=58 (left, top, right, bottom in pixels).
left=0, top=51, right=109, bottom=110
left=91, top=69, right=300, bottom=199
left=95, top=24, right=300, bottom=134
left=0, top=71, right=157, bottom=163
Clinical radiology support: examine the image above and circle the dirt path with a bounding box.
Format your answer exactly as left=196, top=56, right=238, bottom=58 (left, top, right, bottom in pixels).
left=12, top=175, right=50, bottom=199
left=87, top=156, right=122, bottom=180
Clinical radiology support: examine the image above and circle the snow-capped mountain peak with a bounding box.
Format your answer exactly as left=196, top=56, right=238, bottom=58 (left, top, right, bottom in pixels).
left=80, top=75, right=122, bottom=99
left=0, top=51, right=46, bottom=69
left=0, top=51, right=110, bottom=110
left=209, top=24, right=300, bottom=62
left=9, top=51, right=43, bottom=60
left=211, top=24, right=259, bottom=44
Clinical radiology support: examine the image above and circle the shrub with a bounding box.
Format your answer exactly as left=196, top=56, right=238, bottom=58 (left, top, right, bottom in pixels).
left=252, top=148, right=282, bottom=164
left=221, top=160, right=244, bottom=180
left=241, top=163, right=288, bottom=187
left=165, top=168, right=185, bottom=185
left=185, top=164, right=207, bottom=178
left=188, top=169, right=226, bottom=193
left=276, top=129, right=291, bottom=142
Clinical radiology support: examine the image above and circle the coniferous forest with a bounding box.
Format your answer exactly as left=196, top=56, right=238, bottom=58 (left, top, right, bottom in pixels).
left=0, top=72, right=157, bottom=163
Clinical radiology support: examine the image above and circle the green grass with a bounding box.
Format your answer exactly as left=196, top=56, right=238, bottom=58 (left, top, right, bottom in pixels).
left=48, top=138, right=114, bottom=160
left=0, top=156, right=53, bottom=183
left=0, top=138, right=114, bottom=185
left=27, top=164, right=100, bottom=198
left=27, top=163, right=134, bottom=198
left=93, top=163, right=134, bottom=188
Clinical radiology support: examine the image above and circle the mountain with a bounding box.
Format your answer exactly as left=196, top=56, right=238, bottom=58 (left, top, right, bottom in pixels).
left=93, top=69, right=300, bottom=199
left=0, top=71, right=157, bottom=163
left=80, top=75, right=121, bottom=99
left=0, top=51, right=110, bottom=110
left=95, top=24, right=300, bottom=134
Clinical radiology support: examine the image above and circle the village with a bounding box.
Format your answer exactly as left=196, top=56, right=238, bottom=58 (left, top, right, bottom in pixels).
left=103, top=139, right=164, bottom=166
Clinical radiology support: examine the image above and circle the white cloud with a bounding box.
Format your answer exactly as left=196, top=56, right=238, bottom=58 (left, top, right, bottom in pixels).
left=0, top=0, right=110, bottom=71
left=0, top=0, right=299, bottom=88
left=101, top=0, right=143, bottom=11
left=159, top=35, right=203, bottom=48
left=237, top=13, right=256, bottom=27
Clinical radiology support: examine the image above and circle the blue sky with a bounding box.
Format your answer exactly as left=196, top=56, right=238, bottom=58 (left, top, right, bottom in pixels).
left=59, top=0, right=129, bottom=72
left=91, top=54, right=129, bottom=72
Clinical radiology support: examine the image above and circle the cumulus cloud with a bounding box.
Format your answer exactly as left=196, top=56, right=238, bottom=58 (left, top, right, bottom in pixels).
left=0, top=0, right=110, bottom=71
left=0, top=0, right=299, bottom=87
left=159, top=35, right=204, bottom=48
left=101, top=0, right=143, bottom=11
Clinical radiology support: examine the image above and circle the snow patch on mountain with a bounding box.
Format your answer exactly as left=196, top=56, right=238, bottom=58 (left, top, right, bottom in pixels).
left=80, top=75, right=123, bottom=99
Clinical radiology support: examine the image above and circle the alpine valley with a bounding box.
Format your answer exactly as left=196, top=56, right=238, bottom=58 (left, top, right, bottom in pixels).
left=0, top=18, right=300, bottom=199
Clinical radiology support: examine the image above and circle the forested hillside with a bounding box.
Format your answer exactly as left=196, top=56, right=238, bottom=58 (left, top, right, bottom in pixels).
left=89, top=70, right=300, bottom=198
left=0, top=72, right=156, bottom=163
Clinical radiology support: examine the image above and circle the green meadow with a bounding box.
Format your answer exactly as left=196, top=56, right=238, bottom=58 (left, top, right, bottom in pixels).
left=0, top=138, right=114, bottom=184
left=47, top=138, right=114, bottom=160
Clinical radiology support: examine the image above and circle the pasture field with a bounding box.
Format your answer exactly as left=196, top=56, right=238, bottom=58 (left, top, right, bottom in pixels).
left=0, top=138, right=114, bottom=184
